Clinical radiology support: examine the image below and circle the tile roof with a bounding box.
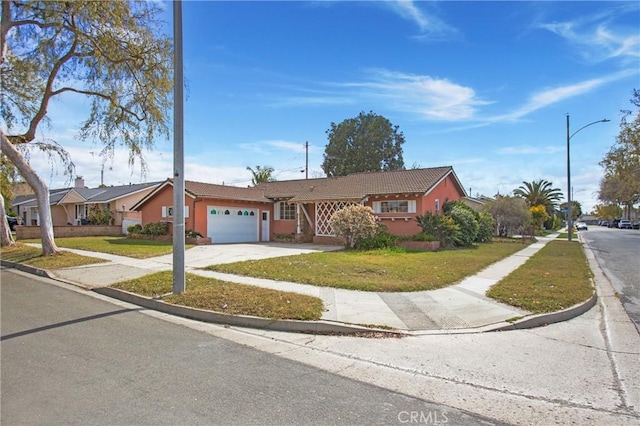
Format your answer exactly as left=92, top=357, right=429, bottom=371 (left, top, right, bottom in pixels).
left=184, top=180, right=270, bottom=203
left=257, top=166, right=458, bottom=202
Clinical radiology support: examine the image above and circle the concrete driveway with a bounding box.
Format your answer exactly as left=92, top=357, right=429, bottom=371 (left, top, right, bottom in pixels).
left=51, top=243, right=343, bottom=288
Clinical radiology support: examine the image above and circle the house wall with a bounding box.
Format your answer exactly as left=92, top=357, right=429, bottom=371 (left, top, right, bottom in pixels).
left=137, top=185, right=197, bottom=232
left=138, top=187, right=272, bottom=241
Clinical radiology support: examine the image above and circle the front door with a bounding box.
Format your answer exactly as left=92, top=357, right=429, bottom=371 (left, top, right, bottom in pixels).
left=261, top=211, right=270, bottom=241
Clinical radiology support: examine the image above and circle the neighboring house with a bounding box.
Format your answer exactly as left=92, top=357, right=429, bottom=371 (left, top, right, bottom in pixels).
left=462, top=195, right=495, bottom=212
left=132, top=166, right=467, bottom=244
left=11, top=177, right=161, bottom=229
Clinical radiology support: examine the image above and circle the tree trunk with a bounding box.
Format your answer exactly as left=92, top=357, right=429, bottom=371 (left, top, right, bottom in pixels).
left=1, top=131, right=59, bottom=255
left=0, top=195, right=15, bottom=247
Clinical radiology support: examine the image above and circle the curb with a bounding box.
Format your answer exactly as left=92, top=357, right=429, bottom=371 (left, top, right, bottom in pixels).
left=2, top=258, right=596, bottom=336
left=488, top=291, right=597, bottom=331
left=94, top=287, right=404, bottom=337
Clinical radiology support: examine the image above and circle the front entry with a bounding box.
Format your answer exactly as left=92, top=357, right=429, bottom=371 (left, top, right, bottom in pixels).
left=261, top=210, right=270, bottom=241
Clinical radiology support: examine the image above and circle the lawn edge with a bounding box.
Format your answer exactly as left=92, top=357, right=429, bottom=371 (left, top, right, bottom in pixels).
left=94, top=286, right=404, bottom=337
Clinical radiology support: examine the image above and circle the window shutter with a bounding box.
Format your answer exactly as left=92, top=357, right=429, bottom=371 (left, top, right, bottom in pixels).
left=161, top=206, right=167, bottom=218
left=274, top=202, right=281, bottom=220
left=372, top=201, right=381, bottom=214
left=408, top=200, right=416, bottom=213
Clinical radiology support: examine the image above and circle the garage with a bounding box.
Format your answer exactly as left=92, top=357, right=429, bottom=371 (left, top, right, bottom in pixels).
left=207, top=206, right=259, bottom=243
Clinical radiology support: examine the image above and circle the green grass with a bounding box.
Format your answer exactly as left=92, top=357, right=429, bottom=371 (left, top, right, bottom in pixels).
left=111, top=271, right=324, bottom=320
left=1, top=243, right=107, bottom=269
left=20, top=236, right=193, bottom=259
left=206, top=238, right=533, bottom=292
left=487, top=240, right=593, bottom=313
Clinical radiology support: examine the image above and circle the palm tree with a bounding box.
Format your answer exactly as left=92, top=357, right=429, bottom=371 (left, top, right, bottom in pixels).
left=513, top=179, right=563, bottom=218
left=246, top=165, right=275, bottom=186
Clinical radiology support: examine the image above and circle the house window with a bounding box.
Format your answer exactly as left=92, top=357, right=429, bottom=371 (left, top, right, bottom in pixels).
left=162, top=206, right=190, bottom=218
left=372, top=200, right=416, bottom=214
left=275, top=202, right=296, bottom=220
left=435, top=199, right=440, bottom=213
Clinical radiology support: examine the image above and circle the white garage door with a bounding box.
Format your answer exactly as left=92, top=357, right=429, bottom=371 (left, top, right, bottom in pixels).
left=207, top=206, right=259, bottom=243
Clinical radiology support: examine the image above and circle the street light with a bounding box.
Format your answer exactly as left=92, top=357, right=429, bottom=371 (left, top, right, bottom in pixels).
left=566, top=114, right=610, bottom=241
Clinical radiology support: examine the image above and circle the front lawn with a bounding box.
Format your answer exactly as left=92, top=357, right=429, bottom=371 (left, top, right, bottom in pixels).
left=20, top=236, right=193, bottom=259
left=487, top=240, right=593, bottom=313
left=206, top=238, right=533, bottom=292
left=1, top=243, right=107, bottom=269
left=111, top=271, right=323, bottom=320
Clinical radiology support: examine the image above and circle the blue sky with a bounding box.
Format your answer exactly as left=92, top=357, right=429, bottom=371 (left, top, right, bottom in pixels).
left=30, top=1, right=639, bottom=213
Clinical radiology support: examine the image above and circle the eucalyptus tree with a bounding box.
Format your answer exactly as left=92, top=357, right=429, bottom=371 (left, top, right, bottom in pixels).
left=321, top=111, right=405, bottom=177
left=598, top=89, right=640, bottom=217
left=0, top=154, right=18, bottom=246
left=246, top=165, right=275, bottom=185
left=0, top=0, right=172, bottom=254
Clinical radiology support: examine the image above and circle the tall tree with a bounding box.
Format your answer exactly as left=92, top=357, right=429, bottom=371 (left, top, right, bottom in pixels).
left=246, top=165, right=275, bottom=186
left=321, top=111, right=405, bottom=177
left=513, top=179, right=563, bottom=217
left=0, top=153, right=18, bottom=245
left=598, top=89, right=640, bottom=218
left=0, top=0, right=172, bottom=254
left=484, top=196, right=530, bottom=237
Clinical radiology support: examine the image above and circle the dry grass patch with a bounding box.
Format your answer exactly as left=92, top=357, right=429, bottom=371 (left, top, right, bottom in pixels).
left=20, top=236, right=193, bottom=259
left=207, top=239, right=532, bottom=292
left=487, top=240, right=593, bottom=313
left=1, top=242, right=107, bottom=269
left=111, top=271, right=323, bottom=320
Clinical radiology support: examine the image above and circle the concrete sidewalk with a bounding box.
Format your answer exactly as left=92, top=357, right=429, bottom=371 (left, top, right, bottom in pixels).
left=36, top=232, right=596, bottom=333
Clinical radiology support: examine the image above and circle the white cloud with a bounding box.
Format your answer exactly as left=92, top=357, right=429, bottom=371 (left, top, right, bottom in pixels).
left=342, top=69, right=490, bottom=121
left=495, top=69, right=637, bottom=122
left=539, top=15, right=640, bottom=64
left=385, top=1, right=459, bottom=41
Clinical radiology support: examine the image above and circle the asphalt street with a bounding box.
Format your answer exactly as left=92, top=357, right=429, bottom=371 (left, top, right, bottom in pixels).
left=579, top=226, right=640, bottom=331
left=1, top=269, right=502, bottom=426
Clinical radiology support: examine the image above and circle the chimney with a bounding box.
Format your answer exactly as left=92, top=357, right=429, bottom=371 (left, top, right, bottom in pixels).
left=75, top=176, right=85, bottom=188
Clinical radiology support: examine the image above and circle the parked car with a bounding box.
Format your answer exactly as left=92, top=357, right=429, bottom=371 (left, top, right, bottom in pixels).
left=609, top=219, right=620, bottom=228
left=575, top=222, right=588, bottom=231
left=618, top=220, right=632, bottom=229
left=6, top=216, right=18, bottom=231
left=633, top=221, right=640, bottom=230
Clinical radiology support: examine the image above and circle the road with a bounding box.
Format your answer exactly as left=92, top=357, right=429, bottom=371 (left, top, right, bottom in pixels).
left=1, top=268, right=500, bottom=426
left=579, top=225, right=640, bottom=331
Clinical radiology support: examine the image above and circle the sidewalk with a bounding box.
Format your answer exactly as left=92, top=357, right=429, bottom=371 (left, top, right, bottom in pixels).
left=25, top=232, right=594, bottom=333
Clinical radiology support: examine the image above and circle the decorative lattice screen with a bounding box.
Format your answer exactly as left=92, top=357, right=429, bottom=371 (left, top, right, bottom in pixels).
left=315, top=201, right=357, bottom=236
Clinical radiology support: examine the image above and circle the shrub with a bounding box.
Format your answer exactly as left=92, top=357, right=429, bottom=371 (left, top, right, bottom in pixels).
left=185, top=229, right=202, bottom=238
left=330, top=204, right=377, bottom=248
left=142, top=221, right=169, bottom=236
left=450, top=206, right=479, bottom=247
left=354, top=223, right=397, bottom=250
left=415, top=212, right=460, bottom=249
left=127, top=223, right=143, bottom=234
left=88, top=204, right=114, bottom=225
left=476, top=211, right=495, bottom=243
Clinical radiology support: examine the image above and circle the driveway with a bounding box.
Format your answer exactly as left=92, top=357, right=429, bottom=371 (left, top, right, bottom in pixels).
left=51, top=243, right=343, bottom=288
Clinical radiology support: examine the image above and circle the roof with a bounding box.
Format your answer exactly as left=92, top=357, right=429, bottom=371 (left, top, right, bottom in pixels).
left=257, top=166, right=465, bottom=202
left=131, top=166, right=466, bottom=209
left=11, top=182, right=162, bottom=207
left=131, top=179, right=271, bottom=211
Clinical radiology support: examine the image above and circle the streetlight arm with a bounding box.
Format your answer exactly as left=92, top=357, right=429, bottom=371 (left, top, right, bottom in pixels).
left=569, top=119, right=610, bottom=140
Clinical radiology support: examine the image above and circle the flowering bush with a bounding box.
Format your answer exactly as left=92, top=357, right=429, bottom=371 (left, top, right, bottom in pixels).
left=330, top=204, right=377, bottom=248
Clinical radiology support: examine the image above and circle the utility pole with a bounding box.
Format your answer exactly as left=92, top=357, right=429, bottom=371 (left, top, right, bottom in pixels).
left=172, top=0, right=185, bottom=294
left=305, top=141, right=309, bottom=180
